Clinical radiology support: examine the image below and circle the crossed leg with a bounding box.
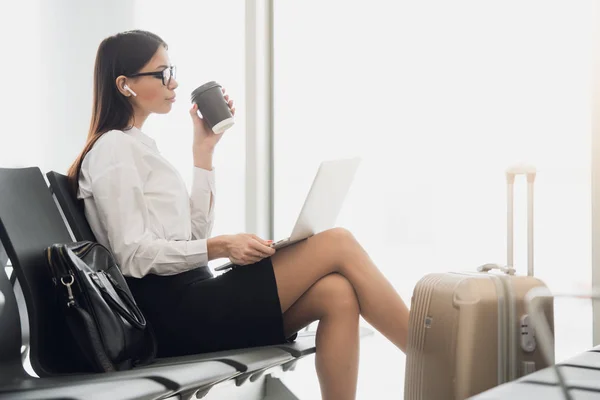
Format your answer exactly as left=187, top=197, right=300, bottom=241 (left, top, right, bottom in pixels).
left=270, top=227, right=410, bottom=400
left=281, top=273, right=360, bottom=400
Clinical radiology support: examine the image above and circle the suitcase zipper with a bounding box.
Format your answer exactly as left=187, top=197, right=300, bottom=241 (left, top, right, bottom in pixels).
left=500, top=276, right=518, bottom=381
left=458, top=272, right=509, bottom=385
left=487, top=274, right=508, bottom=385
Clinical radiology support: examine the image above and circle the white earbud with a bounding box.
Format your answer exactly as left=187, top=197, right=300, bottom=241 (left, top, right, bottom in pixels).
left=123, top=84, right=137, bottom=97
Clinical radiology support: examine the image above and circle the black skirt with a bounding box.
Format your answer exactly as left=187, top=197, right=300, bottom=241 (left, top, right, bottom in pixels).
left=125, top=257, right=294, bottom=358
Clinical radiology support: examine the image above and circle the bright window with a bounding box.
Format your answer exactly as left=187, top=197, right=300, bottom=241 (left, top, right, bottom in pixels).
left=275, top=1, right=594, bottom=397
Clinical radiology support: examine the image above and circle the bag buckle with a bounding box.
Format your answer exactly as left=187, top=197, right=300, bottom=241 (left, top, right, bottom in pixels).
left=60, top=274, right=75, bottom=307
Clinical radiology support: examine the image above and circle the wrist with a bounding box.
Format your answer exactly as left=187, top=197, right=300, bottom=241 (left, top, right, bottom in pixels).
left=193, top=145, right=214, bottom=170
left=207, top=235, right=231, bottom=260
left=193, top=141, right=215, bottom=154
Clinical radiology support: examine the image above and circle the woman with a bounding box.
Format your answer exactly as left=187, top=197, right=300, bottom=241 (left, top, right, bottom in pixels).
left=69, top=30, right=410, bottom=400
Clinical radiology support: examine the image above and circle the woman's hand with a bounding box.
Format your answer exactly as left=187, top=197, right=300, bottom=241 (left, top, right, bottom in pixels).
left=226, top=233, right=275, bottom=266
left=189, top=87, right=235, bottom=152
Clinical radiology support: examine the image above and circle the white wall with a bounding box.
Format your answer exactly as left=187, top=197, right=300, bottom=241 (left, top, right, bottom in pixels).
left=39, top=0, right=135, bottom=174
left=0, top=1, right=247, bottom=257
left=0, top=0, right=42, bottom=168
left=0, top=0, right=135, bottom=173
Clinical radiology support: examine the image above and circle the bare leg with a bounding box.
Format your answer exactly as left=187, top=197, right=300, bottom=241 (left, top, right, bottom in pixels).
left=282, top=273, right=359, bottom=400
left=271, top=227, right=410, bottom=351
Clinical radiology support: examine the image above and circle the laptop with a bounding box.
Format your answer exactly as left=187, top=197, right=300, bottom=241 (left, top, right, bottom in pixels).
left=215, top=157, right=361, bottom=271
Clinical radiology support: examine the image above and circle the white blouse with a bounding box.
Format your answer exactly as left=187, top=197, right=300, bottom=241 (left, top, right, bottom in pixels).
left=78, top=127, right=216, bottom=278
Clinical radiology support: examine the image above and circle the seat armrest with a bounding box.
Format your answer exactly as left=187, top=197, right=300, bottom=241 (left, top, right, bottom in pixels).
left=561, top=352, right=600, bottom=370
left=470, top=381, right=586, bottom=400
left=520, top=365, right=600, bottom=391
left=0, top=378, right=168, bottom=400
left=153, top=347, right=293, bottom=374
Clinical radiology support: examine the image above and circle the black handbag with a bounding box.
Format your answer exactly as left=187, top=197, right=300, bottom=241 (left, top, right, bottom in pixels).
left=45, top=241, right=156, bottom=372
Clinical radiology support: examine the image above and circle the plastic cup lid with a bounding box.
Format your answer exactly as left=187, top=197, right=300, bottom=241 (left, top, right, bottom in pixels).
left=191, top=81, right=221, bottom=101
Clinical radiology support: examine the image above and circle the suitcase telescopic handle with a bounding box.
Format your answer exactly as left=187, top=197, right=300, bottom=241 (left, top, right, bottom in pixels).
left=506, top=164, right=537, bottom=277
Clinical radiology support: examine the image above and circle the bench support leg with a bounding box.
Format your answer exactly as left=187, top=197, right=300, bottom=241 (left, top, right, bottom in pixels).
left=263, top=375, right=300, bottom=400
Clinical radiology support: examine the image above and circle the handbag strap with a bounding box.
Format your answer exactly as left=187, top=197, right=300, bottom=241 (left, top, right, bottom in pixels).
left=70, top=305, right=116, bottom=372
left=91, top=272, right=147, bottom=330
left=135, top=322, right=157, bottom=367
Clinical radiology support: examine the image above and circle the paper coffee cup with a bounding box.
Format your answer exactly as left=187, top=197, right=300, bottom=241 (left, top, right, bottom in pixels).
left=190, top=81, right=235, bottom=134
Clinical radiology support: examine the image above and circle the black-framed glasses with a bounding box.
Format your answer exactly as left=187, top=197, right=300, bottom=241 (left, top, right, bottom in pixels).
left=128, top=66, right=176, bottom=86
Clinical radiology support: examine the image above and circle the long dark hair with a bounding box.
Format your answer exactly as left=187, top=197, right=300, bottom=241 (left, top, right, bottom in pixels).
left=67, top=30, right=167, bottom=194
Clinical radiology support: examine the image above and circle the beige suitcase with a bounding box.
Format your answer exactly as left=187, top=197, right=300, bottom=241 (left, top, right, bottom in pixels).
left=404, top=165, right=555, bottom=400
